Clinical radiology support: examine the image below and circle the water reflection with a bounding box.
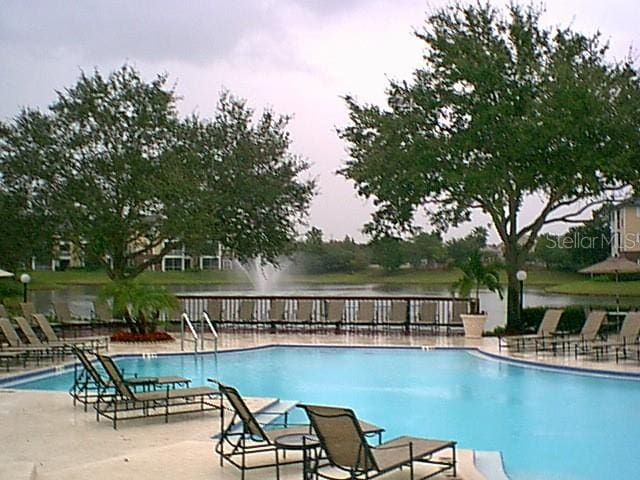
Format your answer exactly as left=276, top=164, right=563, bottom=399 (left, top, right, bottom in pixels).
left=30, top=283, right=639, bottom=330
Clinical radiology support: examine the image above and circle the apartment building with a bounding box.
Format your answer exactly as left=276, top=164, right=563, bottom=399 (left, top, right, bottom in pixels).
left=610, top=198, right=640, bottom=262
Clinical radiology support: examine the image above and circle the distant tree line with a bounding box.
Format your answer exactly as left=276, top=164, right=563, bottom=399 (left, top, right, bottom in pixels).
left=291, top=226, right=495, bottom=274
left=293, top=209, right=611, bottom=275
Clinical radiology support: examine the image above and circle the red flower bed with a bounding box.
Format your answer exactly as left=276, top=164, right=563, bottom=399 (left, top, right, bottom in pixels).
left=110, top=331, right=174, bottom=343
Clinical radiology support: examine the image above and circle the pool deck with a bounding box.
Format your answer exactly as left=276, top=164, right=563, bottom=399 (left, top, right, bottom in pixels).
left=1, top=332, right=639, bottom=480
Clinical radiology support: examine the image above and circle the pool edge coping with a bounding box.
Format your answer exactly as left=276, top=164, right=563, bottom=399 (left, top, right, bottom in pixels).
left=3, top=342, right=640, bottom=388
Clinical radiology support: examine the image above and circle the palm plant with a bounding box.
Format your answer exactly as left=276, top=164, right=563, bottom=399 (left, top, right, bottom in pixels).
left=451, top=251, right=503, bottom=314
left=98, top=280, right=179, bottom=334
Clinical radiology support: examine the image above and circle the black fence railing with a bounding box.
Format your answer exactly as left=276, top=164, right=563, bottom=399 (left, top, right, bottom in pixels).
left=175, top=294, right=477, bottom=335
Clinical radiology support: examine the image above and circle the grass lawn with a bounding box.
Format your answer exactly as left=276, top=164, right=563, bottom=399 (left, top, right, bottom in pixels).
left=28, top=269, right=250, bottom=290
left=27, top=267, right=585, bottom=290
left=546, top=279, right=640, bottom=297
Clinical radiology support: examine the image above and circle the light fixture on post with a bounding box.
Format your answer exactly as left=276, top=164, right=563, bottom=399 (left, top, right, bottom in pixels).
left=516, top=270, right=527, bottom=321
left=20, top=273, right=31, bottom=303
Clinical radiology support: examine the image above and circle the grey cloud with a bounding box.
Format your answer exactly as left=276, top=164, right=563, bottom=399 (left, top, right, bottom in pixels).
left=0, top=0, right=280, bottom=64
left=0, top=0, right=372, bottom=67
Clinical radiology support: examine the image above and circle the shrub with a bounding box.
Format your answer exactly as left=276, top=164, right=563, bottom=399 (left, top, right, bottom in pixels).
left=0, top=280, right=22, bottom=303
left=110, top=331, right=174, bottom=342
left=521, top=305, right=587, bottom=334
left=557, top=306, right=586, bottom=333
left=520, top=306, right=547, bottom=332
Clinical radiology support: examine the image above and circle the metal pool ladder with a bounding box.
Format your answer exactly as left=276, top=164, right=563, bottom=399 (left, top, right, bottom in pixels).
left=180, top=312, right=219, bottom=354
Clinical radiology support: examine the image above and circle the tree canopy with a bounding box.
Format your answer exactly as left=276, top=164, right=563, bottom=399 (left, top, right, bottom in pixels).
left=339, top=2, right=640, bottom=329
left=0, top=65, right=315, bottom=280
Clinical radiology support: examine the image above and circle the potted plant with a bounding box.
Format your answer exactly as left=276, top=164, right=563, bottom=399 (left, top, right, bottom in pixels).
left=451, top=251, right=503, bottom=338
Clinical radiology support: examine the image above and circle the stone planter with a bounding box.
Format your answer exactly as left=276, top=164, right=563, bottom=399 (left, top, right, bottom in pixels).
left=461, top=313, right=487, bottom=339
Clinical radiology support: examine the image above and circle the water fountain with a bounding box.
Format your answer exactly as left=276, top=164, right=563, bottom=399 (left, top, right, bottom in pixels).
left=233, top=256, right=292, bottom=293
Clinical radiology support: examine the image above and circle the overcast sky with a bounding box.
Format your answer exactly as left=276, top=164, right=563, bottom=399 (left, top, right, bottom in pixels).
left=1, top=0, right=638, bottom=243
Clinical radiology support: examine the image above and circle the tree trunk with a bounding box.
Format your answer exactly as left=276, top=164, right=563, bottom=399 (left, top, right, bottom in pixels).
left=506, top=267, right=522, bottom=332
left=504, top=241, right=525, bottom=332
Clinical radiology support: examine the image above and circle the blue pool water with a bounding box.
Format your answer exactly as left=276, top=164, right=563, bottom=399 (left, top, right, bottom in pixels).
left=9, top=346, right=640, bottom=479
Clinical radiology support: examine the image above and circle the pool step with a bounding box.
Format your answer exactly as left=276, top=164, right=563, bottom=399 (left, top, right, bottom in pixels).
left=474, top=450, right=510, bottom=480
left=214, top=398, right=299, bottom=438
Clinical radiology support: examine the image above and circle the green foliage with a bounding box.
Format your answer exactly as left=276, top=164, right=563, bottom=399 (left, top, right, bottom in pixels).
left=296, top=232, right=370, bottom=274
left=370, top=237, right=405, bottom=272
left=520, top=306, right=547, bottom=332
left=98, top=280, right=179, bottom=334
left=558, top=306, right=587, bottom=333
left=521, top=305, right=586, bottom=334
left=0, top=279, right=22, bottom=303
left=446, top=227, right=488, bottom=266
left=404, top=231, right=447, bottom=268
left=177, top=91, right=315, bottom=263
left=339, top=2, right=640, bottom=329
left=450, top=250, right=503, bottom=311
left=0, top=127, right=56, bottom=271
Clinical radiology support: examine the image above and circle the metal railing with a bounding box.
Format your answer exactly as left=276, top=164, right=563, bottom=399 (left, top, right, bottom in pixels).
left=201, top=311, right=219, bottom=353
left=180, top=312, right=199, bottom=352
left=177, top=294, right=477, bottom=335
left=180, top=311, right=219, bottom=353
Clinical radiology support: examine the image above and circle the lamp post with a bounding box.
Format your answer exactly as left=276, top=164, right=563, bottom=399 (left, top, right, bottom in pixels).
left=20, top=273, right=31, bottom=303
left=516, top=270, right=527, bottom=322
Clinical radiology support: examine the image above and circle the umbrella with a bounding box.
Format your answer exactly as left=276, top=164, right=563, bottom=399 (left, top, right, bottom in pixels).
left=579, top=256, right=640, bottom=312
left=0, top=269, right=14, bottom=278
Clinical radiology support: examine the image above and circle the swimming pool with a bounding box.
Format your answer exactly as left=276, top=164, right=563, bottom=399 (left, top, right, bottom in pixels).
left=8, top=346, right=640, bottom=479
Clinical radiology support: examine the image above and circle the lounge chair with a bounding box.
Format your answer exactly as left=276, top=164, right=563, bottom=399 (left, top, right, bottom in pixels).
left=301, top=403, right=456, bottom=480
left=535, top=310, right=606, bottom=355
left=93, top=299, right=123, bottom=325
left=295, top=299, right=313, bottom=329
left=269, top=299, right=286, bottom=329
left=206, top=299, right=223, bottom=323
left=95, top=353, right=219, bottom=429
left=69, top=346, right=190, bottom=411
left=32, top=313, right=109, bottom=352
left=445, top=300, right=467, bottom=335
left=14, top=315, right=71, bottom=357
left=213, top=381, right=384, bottom=480
left=499, top=309, right=563, bottom=352
left=583, top=312, right=640, bottom=360
left=0, top=317, right=58, bottom=364
left=325, top=300, right=345, bottom=332
left=0, top=304, right=8, bottom=318
left=52, top=300, right=90, bottom=327
left=19, top=302, right=36, bottom=321
left=387, top=300, right=408, bottom=332
left=353, top=300, right=375, bottom=332
left=238, top=299, right=255, bottom=326
left=415, top=301, right=438, bottom=333
left=0, top=350, right=26, bottom=371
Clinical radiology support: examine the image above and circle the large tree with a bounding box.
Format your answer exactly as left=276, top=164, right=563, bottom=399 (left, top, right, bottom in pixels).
left=0, top=110, right=58, bottom=270
left=0, top=65, right=315, bottom=280
left=175, top=92, right=315, bottom=263
left=339, top=3, right=640, bottom=330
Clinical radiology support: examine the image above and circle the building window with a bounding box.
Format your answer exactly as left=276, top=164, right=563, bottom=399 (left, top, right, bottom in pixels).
left=201, top=257, right=218, bottom=270
left=163, top=257, right=182, bottom=271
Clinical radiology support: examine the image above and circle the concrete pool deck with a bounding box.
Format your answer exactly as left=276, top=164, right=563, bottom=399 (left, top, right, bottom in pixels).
left=1, top=332, right=639, bottom=480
